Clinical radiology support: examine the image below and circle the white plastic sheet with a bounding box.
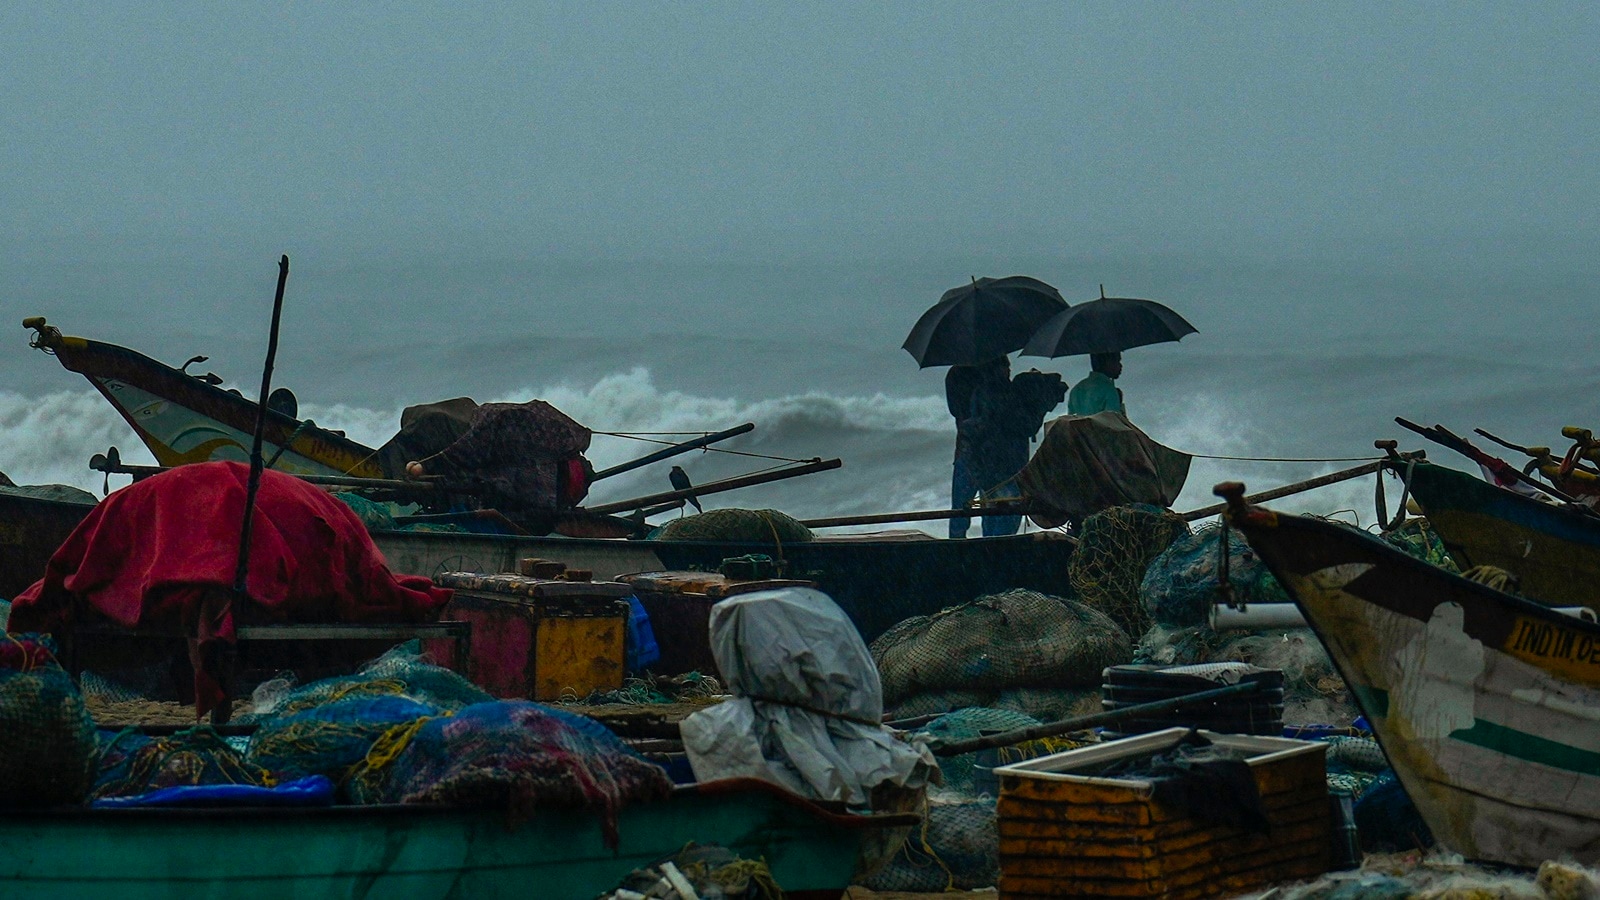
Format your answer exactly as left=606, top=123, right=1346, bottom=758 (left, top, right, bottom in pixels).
left=680, top=587, right=935, bottom=809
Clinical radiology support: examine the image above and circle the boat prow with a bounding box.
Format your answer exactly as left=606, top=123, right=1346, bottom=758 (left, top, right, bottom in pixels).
left=1220, top=481, right=1600, bottom=868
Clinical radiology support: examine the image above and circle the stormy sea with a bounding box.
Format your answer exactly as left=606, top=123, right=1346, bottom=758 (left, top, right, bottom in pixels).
left=3, top=242, right=1596, bottom=530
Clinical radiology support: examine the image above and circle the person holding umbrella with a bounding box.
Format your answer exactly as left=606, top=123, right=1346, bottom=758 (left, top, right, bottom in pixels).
left=903, top=275, right=1070, bottom=538
left=1068, top=351, right=1126, bottom=416
left=1024, top=287, right=1198, bottom=418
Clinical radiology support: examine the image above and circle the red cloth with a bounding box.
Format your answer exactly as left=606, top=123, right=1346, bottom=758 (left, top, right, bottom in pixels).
left=10, top=462, right=451, bottom=715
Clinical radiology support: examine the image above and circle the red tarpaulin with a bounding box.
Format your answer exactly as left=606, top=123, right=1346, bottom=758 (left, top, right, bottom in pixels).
left=10, top=461, right=452, bottom=715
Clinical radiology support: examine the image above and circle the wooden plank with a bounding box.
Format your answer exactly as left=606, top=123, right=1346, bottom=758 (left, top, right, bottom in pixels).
left=998, top=815, right=1329, bottom=875
left=236, top=622, right=469, bottom=641
left=998, top=801, right=1328, bottom=859
left=997, top=781, right=1327, bottom=829
left=998, top=752, right=1324, bottom=814
left=1000, top=834, right=1329, bottom=891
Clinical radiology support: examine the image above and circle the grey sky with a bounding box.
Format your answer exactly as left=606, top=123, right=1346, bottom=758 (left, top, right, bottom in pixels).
left=3, top=4, right=1596, bottom=262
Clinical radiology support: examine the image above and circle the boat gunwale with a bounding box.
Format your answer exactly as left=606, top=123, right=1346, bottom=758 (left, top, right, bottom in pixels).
left=1234, top=502, right=1600, bottom=639
left=1, top=777, right=923, bottom=829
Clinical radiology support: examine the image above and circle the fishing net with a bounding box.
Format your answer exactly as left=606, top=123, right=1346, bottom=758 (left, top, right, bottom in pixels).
left=362, top=700, right=672, bottom=847
left=1141, top=524, right=1292, bottom=627
left=245, top=643, right=491, bottom=721
left=1380, top=517, right=1458, bottom=572
left=994, top=687, right=1103, bottom=723
left=859, top=795, right=999, bottom=893
left=1134, top=625, right=1354, bottom=725
left=601, top=843, right=784, bottom=900
left=92, top=726, right=272, bottom=800
left=1069, top=504, right=1189, bottom=636
left=885, top=690, right=999, bottom=721
left=0, top=634, right=96, bottom=807
left=654, top=508, right=813, bottom=544
left=870, top=589, right=1131, bottom=709
left=919, top=707, right=1042, bottom=795
left=246, top=695, right=438, bottom=789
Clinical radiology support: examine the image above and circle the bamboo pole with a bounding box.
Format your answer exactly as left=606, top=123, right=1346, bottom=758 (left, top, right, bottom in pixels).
left=1178, top=455, right=1418, bottom=522
left=931, top=681, right=1264, bottom=756
left=584, top=458, right=843, bottom=516
left=590, top=423, right=756, bottom=481
left=801, top=502, right=1032, bottom=529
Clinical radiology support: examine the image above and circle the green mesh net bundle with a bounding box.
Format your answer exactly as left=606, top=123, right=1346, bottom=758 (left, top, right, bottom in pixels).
left=870, top=589, right=1131, bottom=713
left=246, top=695, right=439, bottom=793
left=0, top=634, right=96, bottom=807
left=1068, top=504, right=1189, bottom=637
left=1380, top=517, right=1458, bottom=572
left=654, top=508, right=813, bottom=544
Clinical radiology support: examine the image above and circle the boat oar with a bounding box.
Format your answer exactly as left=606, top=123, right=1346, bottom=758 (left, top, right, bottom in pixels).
left=927, top=681, right=1265, bottom=757
left=590, top=423, right=756, bottom=481
left=583, top=458, right=842, bottom=516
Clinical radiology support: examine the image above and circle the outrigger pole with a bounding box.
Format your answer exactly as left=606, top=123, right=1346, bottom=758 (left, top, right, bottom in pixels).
left=590, top=423, right=756, bottom=481
left=234, top=255, right=290, bottom=596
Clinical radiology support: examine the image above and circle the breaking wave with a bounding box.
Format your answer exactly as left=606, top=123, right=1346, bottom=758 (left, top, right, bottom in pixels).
left=1, top=367, right=1393, bottom=531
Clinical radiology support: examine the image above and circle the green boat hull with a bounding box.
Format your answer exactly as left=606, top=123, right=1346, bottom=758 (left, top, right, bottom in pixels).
left=0, top=779, right=911, bottom=900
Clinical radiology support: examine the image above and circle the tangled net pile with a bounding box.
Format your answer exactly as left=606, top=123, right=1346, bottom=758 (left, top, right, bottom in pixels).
left=1069, top=504, right=1189, bottom=636
left=1142, top=523, right=1292, bottom=627
left=870, top=589, right=1130, bottom=720
left=245, top=643, right=492, bottom=721
left=93, top=727, right=271, bottom=800
left=367, top=701, right=672, bottom=847
left=861, top=795, right=1001, bottom=893
left=0, top=634, right=96, bottom=807
left=655, top=508, right=813, bottom=544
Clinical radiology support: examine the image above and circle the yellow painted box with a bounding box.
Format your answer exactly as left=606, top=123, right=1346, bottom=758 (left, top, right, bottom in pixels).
left=435, top=573, right=632, bottom=701
left=995, top=728, right=1331, bottom=899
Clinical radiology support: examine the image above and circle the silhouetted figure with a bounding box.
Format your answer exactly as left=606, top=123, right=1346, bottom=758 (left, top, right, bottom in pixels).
left=670, top=465, right=702, bottom=512
left=1068, top=351, right=1126, bottom=416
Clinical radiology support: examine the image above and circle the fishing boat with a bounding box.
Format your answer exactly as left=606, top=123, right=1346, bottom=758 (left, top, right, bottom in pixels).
left=0, top=489, right=93, bottom=601
left=1220, top=481, right=1600, bottom=867
left=1399, top=458, right=1600, bottom=608
left=15, top=317, right=1078, bottom=642
left=0, top=777, right=917, bottom=900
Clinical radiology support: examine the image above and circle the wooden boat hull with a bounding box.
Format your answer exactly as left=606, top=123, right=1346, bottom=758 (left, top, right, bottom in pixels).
left=30, top=326, right=384, bottom=478
left=376, top=528, right=1076, bottom=642
left=0, top=493, right=1072, bottom=645
left=0, top=778, right=911, bottom=900
left=1402, top=460, right=1600, bottom=607
left=1234, top=503, right=1600, bottom=867
left=0, top=490, right=94, bottom=601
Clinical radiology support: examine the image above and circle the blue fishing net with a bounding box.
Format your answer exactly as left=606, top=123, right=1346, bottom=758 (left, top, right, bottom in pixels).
left=246, top=695, right=438, bottom=789
left=0, top=634, right=96, bottom=807
left=92, top=726, right=272, bottom=801
left=362, top=700, right=672, bottom=848
left=244, top=642, right=491, bottom=722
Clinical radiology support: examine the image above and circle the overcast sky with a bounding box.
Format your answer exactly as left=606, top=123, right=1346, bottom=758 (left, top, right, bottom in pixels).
left=3, top=3, right=1596, bottom=265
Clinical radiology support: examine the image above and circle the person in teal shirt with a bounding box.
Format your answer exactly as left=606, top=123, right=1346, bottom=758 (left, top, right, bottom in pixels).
left=1067, top=352, right=1125, bottom=416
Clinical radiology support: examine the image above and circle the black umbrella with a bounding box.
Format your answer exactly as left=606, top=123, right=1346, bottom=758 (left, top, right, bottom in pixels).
left=1022, top=289, right=1197, bottom=358
left=902, top=275, right=1068, bottom=368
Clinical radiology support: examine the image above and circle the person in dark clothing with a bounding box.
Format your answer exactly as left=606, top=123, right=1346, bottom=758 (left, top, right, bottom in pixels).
left=947, top=357, right=1008, bottom=538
